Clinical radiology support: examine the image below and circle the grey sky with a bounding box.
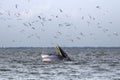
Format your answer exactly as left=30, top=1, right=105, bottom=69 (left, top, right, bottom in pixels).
left=0, top=0, right=120, bottom=47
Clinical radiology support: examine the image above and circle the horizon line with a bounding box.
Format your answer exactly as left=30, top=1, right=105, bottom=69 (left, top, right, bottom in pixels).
left=0, top=46, right=120, bottom=48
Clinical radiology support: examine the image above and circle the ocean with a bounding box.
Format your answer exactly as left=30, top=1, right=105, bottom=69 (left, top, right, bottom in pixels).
left=0, top=47, right=120, bottom=80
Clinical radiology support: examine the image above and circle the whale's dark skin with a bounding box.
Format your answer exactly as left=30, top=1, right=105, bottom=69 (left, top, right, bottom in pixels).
left=56, top=45, right=71, bottom=61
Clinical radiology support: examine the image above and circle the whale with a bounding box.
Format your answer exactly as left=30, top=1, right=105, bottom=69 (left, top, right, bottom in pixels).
left=41, top=45, right=71, bottom=61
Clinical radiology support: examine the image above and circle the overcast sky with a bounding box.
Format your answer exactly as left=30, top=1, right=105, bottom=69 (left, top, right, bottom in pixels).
left=0, top=0, right=120, bottom=47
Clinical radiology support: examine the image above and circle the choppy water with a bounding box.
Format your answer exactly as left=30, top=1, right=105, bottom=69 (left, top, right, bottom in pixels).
left=0, top=47, right=120, bottom=80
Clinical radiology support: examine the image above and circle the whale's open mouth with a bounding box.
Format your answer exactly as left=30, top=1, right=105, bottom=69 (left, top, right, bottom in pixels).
left=41, top=44, right=71, bottom=61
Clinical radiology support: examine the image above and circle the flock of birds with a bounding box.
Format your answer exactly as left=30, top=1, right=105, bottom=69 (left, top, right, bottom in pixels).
left=0, top=2, right=119, bottom=46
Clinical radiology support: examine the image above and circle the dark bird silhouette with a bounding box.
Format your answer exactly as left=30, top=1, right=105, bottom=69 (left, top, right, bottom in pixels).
left=93, top=17, right=95, bottom=20
left=41, top=22, right=44, bottom=26
left=81, top=16, right=84, bottom=20
left=87, top=21, right=90, bottom=26
left=59, top=9, right=63, bottom=13
left=38, top=16, right=41, bottom=19
left=15, top=4, right=18, bottom=8
left=54, top=36, right=57, bottom=39
left=57, top=31, right=62, bottom=35
left=12, top=40, right=15, bottom=42
left=70, top=39, right=74, bottom=42
left=109, top=22, right=112, bottom=24
left=28, top=23, right=32, bottom=26
left=27, top=34, right=34, bottom=38
left=64, top=23, right=71, bottom=26
left=56, top=16, right=58, bottom=18
left=88, top=15, right=92, bottom=19
left=96, top=6, right=100, bottom=9
left=23, top=23, right=28, bottom=27
left=76, top=37, right=80, bottom=40
left=31, top=27, right=35, bottom=30
left=80, top=32, right=84, bottom=36
left=48, top=19, right=52, bottom=21
left=42, top=17, right=46, bottom=21
left=113, top=32, right=119, bottom=36
left=58, top=24, right=63, bottom=27
left=19, top=29, right=25, bottom=33
left=8, top=25, right=11, bottom=28
left=103, top=28, right=109, bottom=33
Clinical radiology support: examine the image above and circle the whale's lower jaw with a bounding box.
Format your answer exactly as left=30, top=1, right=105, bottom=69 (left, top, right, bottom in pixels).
left=42, top=58, right=54, bottom=61
left=41, top=54, right=63, bottom=61
left=42, top=58, right=61, bottom=61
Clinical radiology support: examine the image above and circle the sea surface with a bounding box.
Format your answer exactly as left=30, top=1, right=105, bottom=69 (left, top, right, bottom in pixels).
left=0, top=47, right=120, bottom=80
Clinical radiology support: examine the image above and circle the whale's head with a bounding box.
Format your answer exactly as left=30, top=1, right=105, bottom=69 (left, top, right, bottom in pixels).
left=41, top=44, right=71, bottom=62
